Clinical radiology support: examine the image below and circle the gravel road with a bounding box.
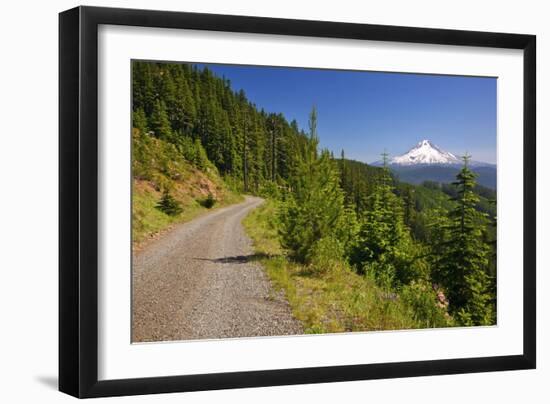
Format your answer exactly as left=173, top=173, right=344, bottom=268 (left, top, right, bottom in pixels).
left=132, top=196, right=303, bottom=342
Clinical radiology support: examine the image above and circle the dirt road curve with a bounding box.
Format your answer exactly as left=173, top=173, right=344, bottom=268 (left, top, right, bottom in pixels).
left=132, top=196, right=302, bottom=342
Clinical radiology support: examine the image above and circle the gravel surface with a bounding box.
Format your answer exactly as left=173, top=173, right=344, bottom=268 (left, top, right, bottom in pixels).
left=132, top=196, right=303, bottom=342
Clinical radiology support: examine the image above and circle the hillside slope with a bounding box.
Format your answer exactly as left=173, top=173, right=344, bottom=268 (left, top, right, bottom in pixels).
left=132, top=128, right=242, bottom=245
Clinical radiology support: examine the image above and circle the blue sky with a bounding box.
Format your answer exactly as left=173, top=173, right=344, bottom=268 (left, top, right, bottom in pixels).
left=196, top=63, right=497, bottom=164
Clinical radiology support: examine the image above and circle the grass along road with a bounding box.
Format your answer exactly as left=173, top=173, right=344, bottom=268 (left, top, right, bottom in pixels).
left=132, top=196, right=302, bottom=342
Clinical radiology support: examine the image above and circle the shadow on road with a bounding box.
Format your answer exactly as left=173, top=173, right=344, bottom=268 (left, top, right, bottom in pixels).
left=193, top=253, right=273, bottom=264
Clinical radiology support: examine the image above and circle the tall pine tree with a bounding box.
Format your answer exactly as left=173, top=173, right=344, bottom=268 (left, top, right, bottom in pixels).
left=132, top=108, right=149, bottom=135
left=352, top=152, right=418, bottom=287
left=279, top=106, right=355, bottom=264
left=150, top=100, right=172, bottom=141
left=433, top=155, right=493, bottom=325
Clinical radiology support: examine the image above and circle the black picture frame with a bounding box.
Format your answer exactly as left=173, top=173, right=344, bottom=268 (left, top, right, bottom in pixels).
left=59, top=5, right=536, bottom=398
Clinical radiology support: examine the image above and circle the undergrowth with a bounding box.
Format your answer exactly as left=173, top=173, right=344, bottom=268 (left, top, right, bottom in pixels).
left=243, top=200, right=453, bottom=334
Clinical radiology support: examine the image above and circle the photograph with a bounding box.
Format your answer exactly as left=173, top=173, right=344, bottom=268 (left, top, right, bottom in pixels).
left=130, top=60, right=497, bottom=343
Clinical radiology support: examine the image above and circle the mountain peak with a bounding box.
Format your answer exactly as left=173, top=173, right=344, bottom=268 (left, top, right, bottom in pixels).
left=418, top=139, right=432, bottom=147
left=390, top=140, right=460, bottom=166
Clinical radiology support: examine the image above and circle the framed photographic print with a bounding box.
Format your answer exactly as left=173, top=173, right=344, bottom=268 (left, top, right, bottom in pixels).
left=59, top=6, right=536, bottom=398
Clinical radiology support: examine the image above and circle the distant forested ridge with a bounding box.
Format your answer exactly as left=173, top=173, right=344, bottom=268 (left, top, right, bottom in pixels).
left=388, top=164, right=497, bottom=190
left=132, top=61, right=497, bottom=328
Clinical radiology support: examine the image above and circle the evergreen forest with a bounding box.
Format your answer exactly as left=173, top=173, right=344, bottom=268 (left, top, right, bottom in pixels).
left=132, top=61, right=497, bottom=330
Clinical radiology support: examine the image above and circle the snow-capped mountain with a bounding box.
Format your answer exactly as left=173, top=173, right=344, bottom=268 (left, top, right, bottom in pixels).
left=370, top=139, right=496, bottom=189
left=390, top=139, right=460, bottom=166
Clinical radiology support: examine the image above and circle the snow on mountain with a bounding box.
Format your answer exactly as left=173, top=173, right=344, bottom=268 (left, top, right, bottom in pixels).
left=390, top=139, right=460, bottom=166
left=369, top=139, right=496, bottom=188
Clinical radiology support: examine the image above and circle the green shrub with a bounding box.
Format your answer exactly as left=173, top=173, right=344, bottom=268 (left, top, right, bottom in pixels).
left=362, top=261, right=396, bottom=291
left=308, top=236, right=346, bottom=275
left=400, top=281, right=452, bottom=328
left=199, top=193, right=216, bottom=209
left=258, top=181, right=282, bottom=199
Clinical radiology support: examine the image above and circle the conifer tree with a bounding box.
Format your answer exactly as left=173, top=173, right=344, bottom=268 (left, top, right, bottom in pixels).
left=352, top=152, right=415, bottom=286
left=197, top=92, right=226, bottom=168
left=279, top=106, right=355, bottom=263
left=267, top=115, right=278, bottom=181
left=150, top=100, right=172, bottom=141
left=156, top=191, right=183, bottom=216
left=243, top=112, right=249, bottom=192
left=433, top=155, right=493, bottom=325
left=132, top=62, right=156, bottom=116
left=219, top=111, right=235, bottom=174
left=132, top=108, right=149, bottom=135
left=403, top=185, right=416, bottom=230
left=192, top=138, right=209, bottom=170
left=339, top=149, right=349, bottom=201
left=173, top=71, right=196, bottom=134
left=159, top=67, right=178, bottom=128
